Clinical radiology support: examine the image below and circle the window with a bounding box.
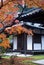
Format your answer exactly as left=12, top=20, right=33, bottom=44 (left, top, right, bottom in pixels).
left=33, top=34, right=41, bottom=43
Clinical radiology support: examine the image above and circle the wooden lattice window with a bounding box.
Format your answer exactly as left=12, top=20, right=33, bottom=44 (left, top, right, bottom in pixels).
left=33, top=34, right=41, bottom=43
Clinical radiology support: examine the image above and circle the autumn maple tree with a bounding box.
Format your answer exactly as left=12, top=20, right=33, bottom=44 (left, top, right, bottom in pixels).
left=5, top=25, right=33, bottom=35
left=0, top=34, right=10, bottom=49
left=0, top=26, right=33, bottom=50
left=0, top=0, right=33, bottom=50
left=24, top=0, right=44, bottom=9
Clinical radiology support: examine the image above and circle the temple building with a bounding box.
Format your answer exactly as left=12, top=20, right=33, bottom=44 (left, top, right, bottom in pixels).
left=6, top=7, right=44, bottom=54
left=0, top=0, right=44, bottom=54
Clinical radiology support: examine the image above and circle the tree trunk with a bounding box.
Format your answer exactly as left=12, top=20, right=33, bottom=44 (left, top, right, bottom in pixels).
left=0, top=0, right=3, bottom=9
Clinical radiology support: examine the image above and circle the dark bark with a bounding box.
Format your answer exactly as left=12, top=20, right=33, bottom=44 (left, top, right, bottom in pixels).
left=0, top=0, right=3, bottom=9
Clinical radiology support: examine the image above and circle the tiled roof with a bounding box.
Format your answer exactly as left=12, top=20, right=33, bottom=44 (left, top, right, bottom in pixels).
left=21, top=7, right=42, bottom=17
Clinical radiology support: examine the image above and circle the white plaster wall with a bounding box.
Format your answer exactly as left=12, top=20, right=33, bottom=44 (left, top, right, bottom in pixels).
left=41, top=36, right=44, bottom=50
left=13, top=37, right=17, bottom=50
left=34, top=43, right=41, bottom=50
left=27, top=35, right=32, bottom=50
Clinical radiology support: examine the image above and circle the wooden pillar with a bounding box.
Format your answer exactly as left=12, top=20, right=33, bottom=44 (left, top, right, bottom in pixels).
left=23, top=33, right=27, bottom=55
left=32, top=36, right=34, bottom=50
